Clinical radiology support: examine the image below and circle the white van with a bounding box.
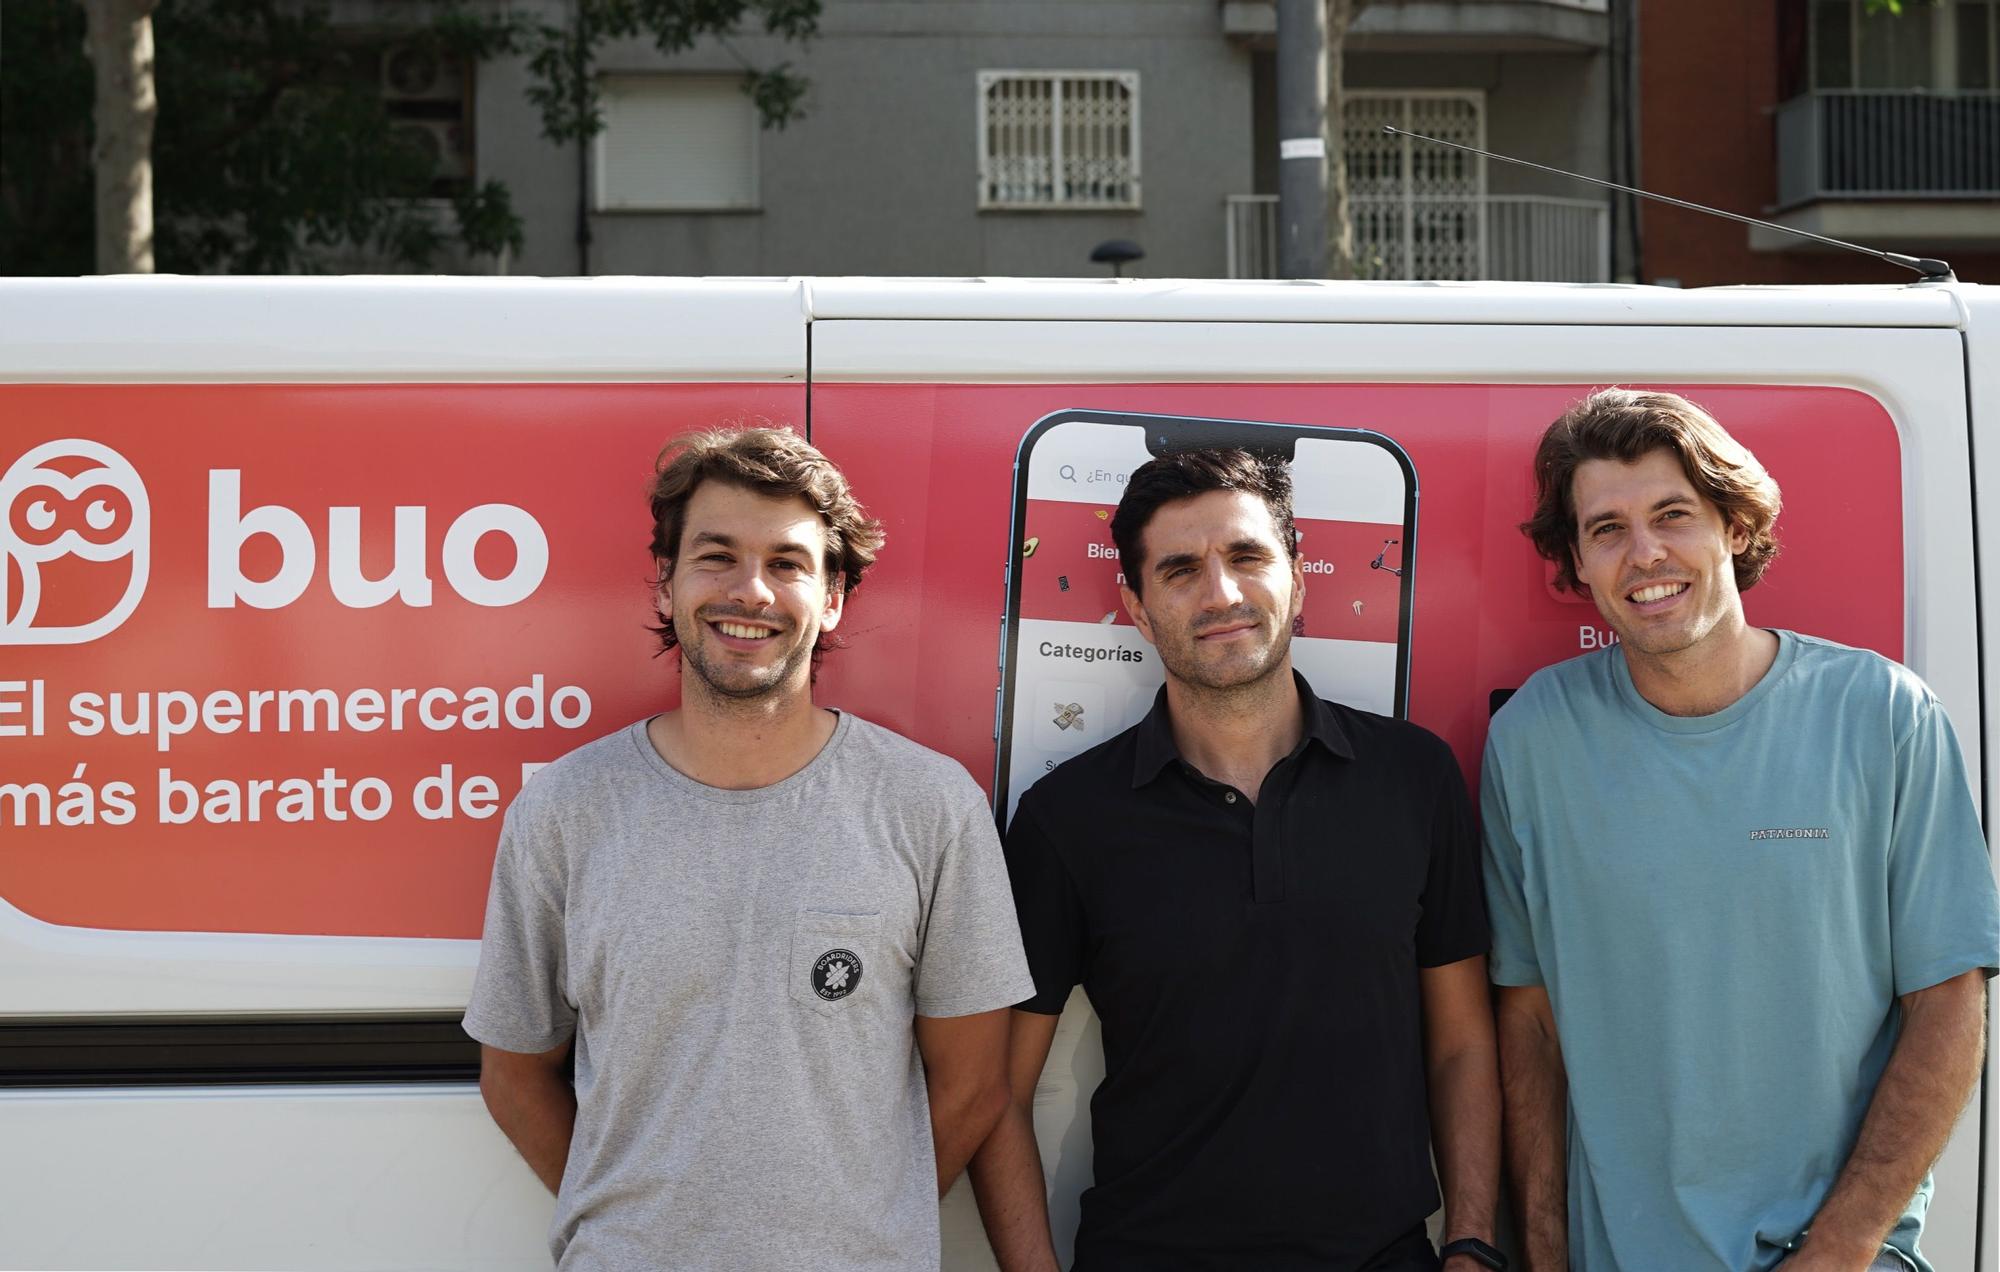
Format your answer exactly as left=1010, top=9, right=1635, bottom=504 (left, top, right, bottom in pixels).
left=0, top=276, right=1992, bottom=1269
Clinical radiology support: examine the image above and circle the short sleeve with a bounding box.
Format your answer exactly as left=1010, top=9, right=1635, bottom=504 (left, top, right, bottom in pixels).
left=1416, top=740, right=1490, bottom=968
left=1887, top=697, right=2000, bottom=997
left=462, top=800, right=577, bottom=1053
left=1480, top=733, right=1545, bottom=988
left=1002, top=791, right=1087, bottom=1015
left=912, top=789, right=1037, bottom=1018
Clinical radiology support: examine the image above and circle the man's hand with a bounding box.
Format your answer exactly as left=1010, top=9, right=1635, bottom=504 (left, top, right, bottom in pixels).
left=968, top=1009, right=1064, bottom=1272
left=1421, top=955, right=1503, bottom=1261
left=1496, top=984, right=1568, bottom=1272
left=1790, top=969, right=1987, bottom=1269
left=478, top=1040, right=576, bottom=1195
left=916, top=1007, right=1013, bottom=1197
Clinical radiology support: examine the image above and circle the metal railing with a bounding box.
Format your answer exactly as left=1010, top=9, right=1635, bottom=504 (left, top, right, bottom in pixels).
left=1226, top=192, right=1610, bottom=282
left=1775, top=90, right=2000, bottom=206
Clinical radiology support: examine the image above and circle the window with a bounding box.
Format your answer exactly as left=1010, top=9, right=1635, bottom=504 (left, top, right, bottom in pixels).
left=595, top=75, right=758, bottom=211
left=978, top=71, right=1140, bottom=209
left=1810, top=0, right=2000, bottom=90
left=1344, top=92, right=1487, bottom=281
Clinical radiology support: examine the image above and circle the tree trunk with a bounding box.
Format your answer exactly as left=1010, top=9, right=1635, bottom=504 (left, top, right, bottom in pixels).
left=1323, top=0, right=1356, bottom=279
left=81, top=0, right=158, bottom=274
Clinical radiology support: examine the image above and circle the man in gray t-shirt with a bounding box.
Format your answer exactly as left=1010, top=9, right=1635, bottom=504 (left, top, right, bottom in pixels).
left=465, top=426, right=1033, bottom=1271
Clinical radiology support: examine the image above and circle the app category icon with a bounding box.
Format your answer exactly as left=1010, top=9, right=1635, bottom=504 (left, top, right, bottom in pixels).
left=1052, top=701, right=1085, bottom=732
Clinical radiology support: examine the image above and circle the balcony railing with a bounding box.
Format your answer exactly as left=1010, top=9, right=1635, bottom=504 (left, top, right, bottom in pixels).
left=1226, top=193, right=1610, bottom=282
left=1775, top=90, right=2000, bottom=207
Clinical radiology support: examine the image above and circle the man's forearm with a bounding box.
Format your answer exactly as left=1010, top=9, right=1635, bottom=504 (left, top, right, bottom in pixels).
left=930, top=1074, right=1010, bottom=1198
left=1429, top=1044, right=1503, bottom=1246
left=480, top=1067, right=576, bottom=1195
left=968, top=1101, right=1061, bottom=1272
left=1793, top=972, right=1988, bottom=1268
left=1498, top=1001, right=1569, bottom=1272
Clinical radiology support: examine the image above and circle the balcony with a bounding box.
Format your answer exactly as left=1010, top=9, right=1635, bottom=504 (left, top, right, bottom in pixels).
left=1226, top=192, right=1610, bottom=281
left=1222, top=0, right=1607, bottom=52
left=1758, top=90, right=2000, bottom=253
left=1776, top=90, right=2000, bottom=206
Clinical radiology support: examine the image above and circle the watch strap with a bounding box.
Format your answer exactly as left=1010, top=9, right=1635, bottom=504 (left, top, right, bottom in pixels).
left=1439, top=1237, right=1508, bottom=1271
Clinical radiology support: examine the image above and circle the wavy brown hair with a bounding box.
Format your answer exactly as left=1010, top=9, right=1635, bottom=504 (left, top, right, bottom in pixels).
left=1523, top=389, right=1781, bottom=594
left=648, top=425, right=885, bottom=654
left=1110, top=448, right=1298, bottom=597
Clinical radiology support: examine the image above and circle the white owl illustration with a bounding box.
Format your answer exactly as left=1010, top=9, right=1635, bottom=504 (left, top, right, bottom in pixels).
left=0, top=439, right=150, bottom=645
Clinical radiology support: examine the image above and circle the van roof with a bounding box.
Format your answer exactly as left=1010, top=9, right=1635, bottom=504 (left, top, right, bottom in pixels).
left=800, top=277, right=1970, bottom=328
left=0, top=277, right=1970, bottom=383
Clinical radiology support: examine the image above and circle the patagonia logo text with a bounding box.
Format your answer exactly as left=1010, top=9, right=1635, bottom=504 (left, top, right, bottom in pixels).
left=1749, top=827, right=1831, bottom=841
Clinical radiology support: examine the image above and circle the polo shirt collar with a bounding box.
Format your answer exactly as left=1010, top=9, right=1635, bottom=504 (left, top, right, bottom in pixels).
left=1129, top=669, right=1355, bottom=788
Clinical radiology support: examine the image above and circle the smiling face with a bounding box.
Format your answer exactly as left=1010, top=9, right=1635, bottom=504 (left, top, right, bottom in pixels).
left=1570, top=448, right=1751, bottom=659
left=657, top=481, right=843, bottom=704
left=1120, top=489, right=1304, bottom=693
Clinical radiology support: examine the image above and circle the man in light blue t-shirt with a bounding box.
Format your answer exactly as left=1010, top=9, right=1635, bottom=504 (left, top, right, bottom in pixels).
left=1483, top=389, right=1999, bottom=1272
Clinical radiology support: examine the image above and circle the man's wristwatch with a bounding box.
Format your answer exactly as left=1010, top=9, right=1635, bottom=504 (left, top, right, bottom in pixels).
left=1439, top=1237, right=1509, bottom=1270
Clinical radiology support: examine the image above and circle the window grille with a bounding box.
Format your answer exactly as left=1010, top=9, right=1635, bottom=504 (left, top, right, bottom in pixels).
left=1344, top=92, right=1487, bottom=281
left=978, top=71, right=1141, bottom=209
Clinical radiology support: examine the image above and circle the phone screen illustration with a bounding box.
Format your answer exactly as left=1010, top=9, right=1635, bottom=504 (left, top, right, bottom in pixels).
left=996, top=411, right=1416, bottom=823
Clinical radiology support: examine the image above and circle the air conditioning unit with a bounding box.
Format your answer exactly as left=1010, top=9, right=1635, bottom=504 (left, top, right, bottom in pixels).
left=380, top=42, right=464, bottom=103
left=391, top=120, right=472, bottom=182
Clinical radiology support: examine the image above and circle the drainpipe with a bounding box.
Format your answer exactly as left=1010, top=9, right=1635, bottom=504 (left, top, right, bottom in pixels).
left=574, top=0, right=593, bottom=275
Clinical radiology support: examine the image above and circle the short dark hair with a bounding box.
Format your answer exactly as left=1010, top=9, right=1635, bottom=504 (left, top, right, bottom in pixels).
left=1110, top=448, right=1297, bottom=595
left=648, top=425, right=885, bottom=654
left=1522, top=388, right=1782, bottom=593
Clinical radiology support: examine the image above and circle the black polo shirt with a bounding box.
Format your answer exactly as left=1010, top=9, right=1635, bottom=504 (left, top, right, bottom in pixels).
left=1005, top=672, right=1487, bottom=1272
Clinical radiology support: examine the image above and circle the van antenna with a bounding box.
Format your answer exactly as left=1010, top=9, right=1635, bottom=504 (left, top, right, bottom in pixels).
left=1381, top=125, right=1955, bottom=284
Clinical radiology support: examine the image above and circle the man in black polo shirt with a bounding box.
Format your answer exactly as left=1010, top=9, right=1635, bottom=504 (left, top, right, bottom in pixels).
left=969, top=448, right=1502, bottom=1272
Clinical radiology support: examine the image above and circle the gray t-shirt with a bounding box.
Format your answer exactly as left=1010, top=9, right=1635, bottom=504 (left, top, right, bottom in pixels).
left=463, top=711, right=1035, bottom=1271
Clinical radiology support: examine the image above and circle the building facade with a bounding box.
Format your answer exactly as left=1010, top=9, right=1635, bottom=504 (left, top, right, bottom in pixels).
left=1639, top=0, right=2000, bottom=286
left=347, top=0, right=1621, bottom=281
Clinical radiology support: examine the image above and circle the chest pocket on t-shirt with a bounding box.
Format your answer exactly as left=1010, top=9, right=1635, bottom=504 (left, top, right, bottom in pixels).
left=790, top=909, right=881, bottom=1018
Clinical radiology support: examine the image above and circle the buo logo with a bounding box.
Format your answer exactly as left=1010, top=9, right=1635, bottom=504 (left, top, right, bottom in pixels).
left=811, top=948, right=863, bottom=1002
left=2, top=436, right=554, bottom=646
left=1, top=439, right=150, bottom=646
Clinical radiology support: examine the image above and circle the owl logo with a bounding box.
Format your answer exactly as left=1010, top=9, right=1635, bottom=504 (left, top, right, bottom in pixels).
left=1, top=439, right=150, bottom=645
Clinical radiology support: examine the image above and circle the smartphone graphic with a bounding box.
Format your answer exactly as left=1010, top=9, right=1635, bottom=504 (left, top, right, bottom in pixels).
left=996, top=409, right=1417, bottom=823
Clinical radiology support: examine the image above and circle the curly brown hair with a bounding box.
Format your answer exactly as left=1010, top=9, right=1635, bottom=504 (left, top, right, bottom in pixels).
left=1523, top=389, right=1782, bottom=594
left=648, top=425, right=885, bottom=655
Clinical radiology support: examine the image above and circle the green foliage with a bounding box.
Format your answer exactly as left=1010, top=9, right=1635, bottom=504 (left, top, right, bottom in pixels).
left=0, top=1, right=95, bottom=274
left=1, top=0, right=818, bottom=275
left=505, top=0, right=819, bottom=144
left=0, top=0, right=523, bottom=274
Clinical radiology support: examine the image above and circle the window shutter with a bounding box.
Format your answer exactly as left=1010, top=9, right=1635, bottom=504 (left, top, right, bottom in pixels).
left=596, top=76, right=758, bottom=211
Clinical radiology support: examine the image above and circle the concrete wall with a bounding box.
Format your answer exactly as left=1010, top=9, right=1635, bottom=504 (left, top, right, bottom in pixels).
left=478, top=1, right=1254, bottom=278
left=1247, top=47, right=1610, bottom=199
left=1346, top=51, right=1610, bottom=197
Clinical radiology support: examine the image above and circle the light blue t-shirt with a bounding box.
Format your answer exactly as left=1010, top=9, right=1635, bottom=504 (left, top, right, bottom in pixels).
left=1482, top=631, right=2000, bottom=1272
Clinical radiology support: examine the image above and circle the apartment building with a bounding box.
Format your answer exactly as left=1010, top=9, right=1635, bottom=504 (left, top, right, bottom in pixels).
left=339, top=0, right=1622, bottom=281
left=1639, top=0, right=2000, bottom=285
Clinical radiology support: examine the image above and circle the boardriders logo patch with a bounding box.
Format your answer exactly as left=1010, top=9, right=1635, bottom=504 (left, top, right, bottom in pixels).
left=812, top=948, right=863, bottom=1001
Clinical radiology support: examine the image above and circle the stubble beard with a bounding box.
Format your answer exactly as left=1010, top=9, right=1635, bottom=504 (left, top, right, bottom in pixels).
left=1595, top=578, right=1726, bottom=663
left=676, top=610, right=819, bottom=707
left=1154, top=605, right=1294, bottom=697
